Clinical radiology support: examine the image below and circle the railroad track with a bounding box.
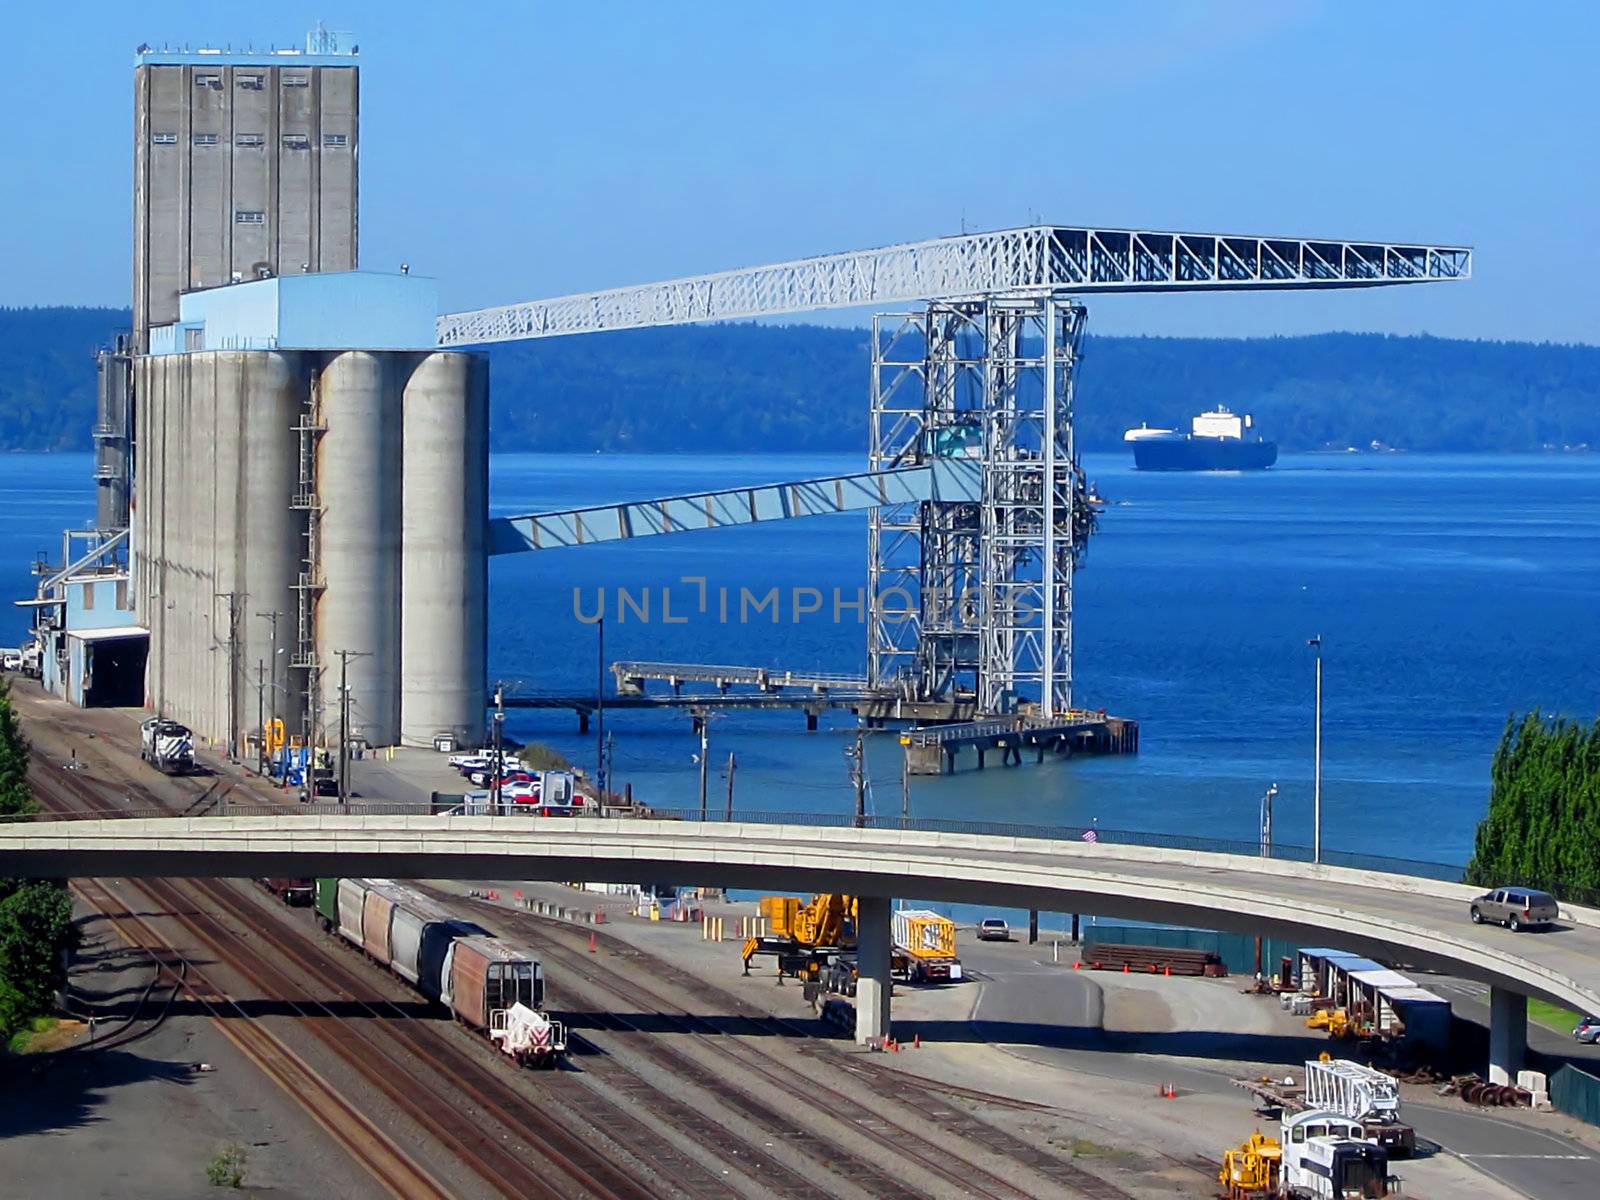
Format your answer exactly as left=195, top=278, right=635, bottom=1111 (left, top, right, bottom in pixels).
left=445, top=892, right=1130, bottom=1200
left=522, top=911, right=1220, bottom=1198
left=539, top=917, right=1208, bottom=1200
left=69, top=873, right=451, bottom=1200
left=32, top=753, right=666, bottom=1200
left=21, top=719, right=1208, bottom=1199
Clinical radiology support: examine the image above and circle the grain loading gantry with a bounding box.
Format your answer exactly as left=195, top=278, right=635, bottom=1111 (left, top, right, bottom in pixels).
left=457, top=225, right=1470, bottom=720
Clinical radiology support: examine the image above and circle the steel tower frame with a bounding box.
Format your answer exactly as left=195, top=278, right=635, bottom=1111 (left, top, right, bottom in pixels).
left=869, top=292, right=1087, bottom=717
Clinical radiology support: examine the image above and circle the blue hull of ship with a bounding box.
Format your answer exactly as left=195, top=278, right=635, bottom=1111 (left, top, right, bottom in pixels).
left=1132, top=438, right=1278, bottom=471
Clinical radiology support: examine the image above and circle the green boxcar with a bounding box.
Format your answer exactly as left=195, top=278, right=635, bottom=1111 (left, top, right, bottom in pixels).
left=315, top=878, right=340, bottom=929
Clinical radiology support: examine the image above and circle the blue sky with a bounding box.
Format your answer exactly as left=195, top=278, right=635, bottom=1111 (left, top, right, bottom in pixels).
left=2, top=1, right=1594, bottom=341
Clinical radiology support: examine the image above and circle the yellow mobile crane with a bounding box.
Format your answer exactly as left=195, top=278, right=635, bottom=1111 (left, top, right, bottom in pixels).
left=742, top=893, right=857, bottom=982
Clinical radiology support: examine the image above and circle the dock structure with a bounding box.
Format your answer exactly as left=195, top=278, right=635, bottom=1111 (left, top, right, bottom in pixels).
left=612, top=660, right=872, bottom=697
left=501, top=682, right=978, bottom=732
left=901, top=712, right=1139, bottom=775
left=509, top=662, right=1137, bottom=762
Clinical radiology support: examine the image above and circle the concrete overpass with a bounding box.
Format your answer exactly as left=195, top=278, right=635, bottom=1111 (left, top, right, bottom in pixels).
left=6, top=814, right=1595, bottom=1077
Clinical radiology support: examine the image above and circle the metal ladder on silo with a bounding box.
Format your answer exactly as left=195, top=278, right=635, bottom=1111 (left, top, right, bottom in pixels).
left=290, top=368, right=327, bottom=746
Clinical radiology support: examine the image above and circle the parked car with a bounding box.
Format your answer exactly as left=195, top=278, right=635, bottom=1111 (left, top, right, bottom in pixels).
left=1469, top=887, right=1559, bottom=931
left=1574, top=1015, right=1600, bottom=1045
left=0, top=649, right=21, bottom=672
left=977, top=917, right=1011, bottom=942
left=469, top=767, right=531, bottom=787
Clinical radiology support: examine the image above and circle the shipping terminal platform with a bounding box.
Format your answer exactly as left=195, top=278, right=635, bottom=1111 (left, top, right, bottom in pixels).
left=501, top=660, right=1139, bottom=773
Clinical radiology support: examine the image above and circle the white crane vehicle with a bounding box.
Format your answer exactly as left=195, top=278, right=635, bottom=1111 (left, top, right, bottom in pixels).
left=1279, top=1110, right=1399, bottom=1198
left=140, top=717, right=195, bottom=775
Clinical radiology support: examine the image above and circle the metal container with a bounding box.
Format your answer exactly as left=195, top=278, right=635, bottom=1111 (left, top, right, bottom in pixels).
left=400, top=352, right=489, bottom=749
left=317, top=351, right=404, bottom=746
left=387, top=887, right=485, bottom=999
left=335, top=877, right=371, bottom=947
left=314, top=878, right=340, bottom=927
left=360, top=881, right=413, bottom=965
left=446, top=936, right=545, bottom=1032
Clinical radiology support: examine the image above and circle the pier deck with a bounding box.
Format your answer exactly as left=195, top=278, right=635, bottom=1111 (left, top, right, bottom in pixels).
left=901, top=712, right=1139, bottom=774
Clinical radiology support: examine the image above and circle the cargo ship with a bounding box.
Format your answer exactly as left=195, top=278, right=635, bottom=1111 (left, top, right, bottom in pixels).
left=1124, top=407, right=1277, bottom=471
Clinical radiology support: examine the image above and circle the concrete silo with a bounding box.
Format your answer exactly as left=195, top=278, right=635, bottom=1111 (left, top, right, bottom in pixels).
left=134, top=349, right=303, bottom=749
left=400, top=353, right=490, bottom=748
left=135, top=272, right=489, bottom=756
left=316, top=351, right=405, bottom=748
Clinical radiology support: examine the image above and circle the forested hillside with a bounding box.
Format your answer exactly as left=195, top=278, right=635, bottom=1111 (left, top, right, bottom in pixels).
left=4, top=306, right=1597, bottom=454
left=0, top=307, right=123, bottom=451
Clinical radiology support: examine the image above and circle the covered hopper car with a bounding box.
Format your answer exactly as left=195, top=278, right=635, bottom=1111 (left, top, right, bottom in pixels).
left=314, top=877, right=566, bottom=1065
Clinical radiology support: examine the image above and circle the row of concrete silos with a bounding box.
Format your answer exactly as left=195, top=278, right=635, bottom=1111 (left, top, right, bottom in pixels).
left=134, top=348, right=488, bottom=752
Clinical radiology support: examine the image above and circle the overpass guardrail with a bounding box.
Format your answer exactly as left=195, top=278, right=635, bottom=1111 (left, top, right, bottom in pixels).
left=10, top=799, right=1597, bottom=908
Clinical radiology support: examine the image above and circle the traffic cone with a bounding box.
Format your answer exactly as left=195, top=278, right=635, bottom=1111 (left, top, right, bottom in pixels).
left=1123, top=963, right=1130, bottom=973
left=914, top=1034, right=921, bottom=1049
left=1073, top=961, right=1082, bottom=970
left=589, top=931, right=597, bottom=953
left=1164, top=966, right=1171, bottom=977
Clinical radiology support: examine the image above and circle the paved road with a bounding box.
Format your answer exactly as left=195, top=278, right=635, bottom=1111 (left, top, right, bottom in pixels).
left=960, top=942, right=1596, bottom=1200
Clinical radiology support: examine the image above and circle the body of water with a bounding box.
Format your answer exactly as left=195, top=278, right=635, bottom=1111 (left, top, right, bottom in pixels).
left=5, top=450, right=1598, bottom=868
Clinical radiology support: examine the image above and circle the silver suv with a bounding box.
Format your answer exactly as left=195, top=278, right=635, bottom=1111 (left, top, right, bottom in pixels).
left=1469, top=887, right=1559, bottom=931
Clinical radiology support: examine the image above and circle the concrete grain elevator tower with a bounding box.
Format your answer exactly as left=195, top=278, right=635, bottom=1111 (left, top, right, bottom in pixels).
left=129, top=33, right=489, bottom=756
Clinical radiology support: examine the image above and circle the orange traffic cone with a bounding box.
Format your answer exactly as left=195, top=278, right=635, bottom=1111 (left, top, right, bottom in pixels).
left=914, top=1034, right=921, bottom=1049
left=1123, top=963, right=1130, bottom=973
left=589, top=931, right=597, bottom=953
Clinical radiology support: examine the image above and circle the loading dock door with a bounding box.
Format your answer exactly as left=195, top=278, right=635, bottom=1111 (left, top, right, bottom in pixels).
left=70, top=631, right=149, bottom=708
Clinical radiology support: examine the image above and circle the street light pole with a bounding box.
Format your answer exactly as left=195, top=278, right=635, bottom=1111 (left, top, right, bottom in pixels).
left=1308, top=635, right=1323, bottom=864
left=1260, top=782, right=1277, bottom=859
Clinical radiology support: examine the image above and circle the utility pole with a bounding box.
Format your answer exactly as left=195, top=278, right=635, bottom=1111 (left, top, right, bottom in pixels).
left=724, top=751, right=736, bottom=821
left=595, top=616, right=606, bottom=801
left=214, top=591, right=243, bottom=760
left=846, top=730, right=866, bottom=829
left=1307, top=635, right=1323, bottom=865
left=332, top=649, right=371, bottom=806
left=697, top=715, right=709, bottom=821
left=1260, top=782, right=1277, bottom=859
left=900, top=744, right=910, bottom=828
left=255, top=660, right=267, bottom=774
left=492, top=681, right=506, bottom=815
left=256, top=609, right=281, bottom=779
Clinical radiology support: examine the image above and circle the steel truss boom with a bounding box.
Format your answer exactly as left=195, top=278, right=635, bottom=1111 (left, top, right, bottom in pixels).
left=487, top=461, right=979, bottom=555
left=438, top=225, right=1471, bottom=345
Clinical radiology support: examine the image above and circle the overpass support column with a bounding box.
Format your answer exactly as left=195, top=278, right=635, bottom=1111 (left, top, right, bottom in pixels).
left=1488, top=986, right=1528, bottom=1085
left=855, top=895, right=892, bottom=1045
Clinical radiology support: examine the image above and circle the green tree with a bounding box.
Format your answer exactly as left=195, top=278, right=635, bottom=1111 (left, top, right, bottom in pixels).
left=0, top=682, right=74, bottom=1049
left=1466, top=711, right=1600, bottom=903
left=0, top=680, right=34, bottom=818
